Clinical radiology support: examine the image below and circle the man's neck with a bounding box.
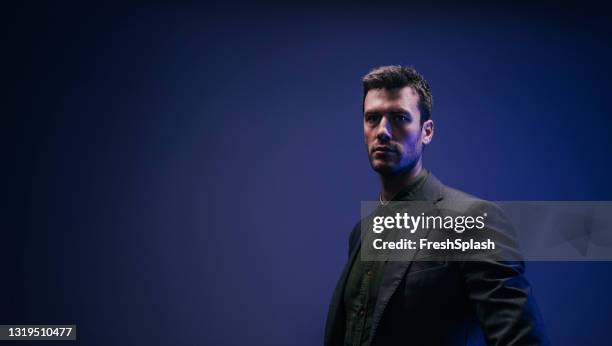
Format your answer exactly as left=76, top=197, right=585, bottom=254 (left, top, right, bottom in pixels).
left=379, top=162, right=423, bottom=202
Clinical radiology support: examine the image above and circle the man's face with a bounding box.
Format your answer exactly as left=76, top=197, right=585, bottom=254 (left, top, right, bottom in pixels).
left=363, top=86, right=434, bottom=175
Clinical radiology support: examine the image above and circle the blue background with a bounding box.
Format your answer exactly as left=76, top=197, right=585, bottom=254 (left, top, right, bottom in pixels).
left=8, top=2, right=612, bottom=345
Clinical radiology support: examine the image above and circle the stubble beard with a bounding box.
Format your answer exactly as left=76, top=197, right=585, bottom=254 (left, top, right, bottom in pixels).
left=367, top=133, right=424, bottom=178
left=371, top=154, right=420, bottom=178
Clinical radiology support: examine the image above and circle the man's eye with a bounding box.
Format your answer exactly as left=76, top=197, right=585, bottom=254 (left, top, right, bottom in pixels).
left=394, top=115, right=410, bottom=123
left=366, top=115, right=381, bottom=123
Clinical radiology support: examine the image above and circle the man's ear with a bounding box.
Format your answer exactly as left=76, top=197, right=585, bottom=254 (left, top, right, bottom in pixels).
left=421, top=119, right=434, bottom=145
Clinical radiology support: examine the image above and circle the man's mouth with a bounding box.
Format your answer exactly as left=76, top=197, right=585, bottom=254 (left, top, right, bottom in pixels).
left=373, top=146, right=396, bottom=154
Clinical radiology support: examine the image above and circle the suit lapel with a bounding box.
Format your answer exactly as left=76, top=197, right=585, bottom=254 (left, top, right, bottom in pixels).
left=325, top=173, right=445, bottom=346
left=368, top=173, right=445, bottom=342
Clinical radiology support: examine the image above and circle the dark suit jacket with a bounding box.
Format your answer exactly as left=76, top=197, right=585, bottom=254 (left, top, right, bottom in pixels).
left=324, top=174, right=549, bottom=346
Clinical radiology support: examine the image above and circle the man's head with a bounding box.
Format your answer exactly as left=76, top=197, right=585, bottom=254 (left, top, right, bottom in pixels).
left=362, top=65, right=434, bottom=176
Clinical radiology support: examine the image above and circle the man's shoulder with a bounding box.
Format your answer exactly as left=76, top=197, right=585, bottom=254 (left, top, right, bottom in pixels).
left=424, top=173, right=482, bottom=204
left=439, top=184, right=482, bottom=205
left=434, top=176, right=503, bottom=216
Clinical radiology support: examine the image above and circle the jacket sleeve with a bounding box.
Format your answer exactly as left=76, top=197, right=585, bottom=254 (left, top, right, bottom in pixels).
left=348, top=221, right=361, bottom=258
left=460, top=202, right=550, bottom=346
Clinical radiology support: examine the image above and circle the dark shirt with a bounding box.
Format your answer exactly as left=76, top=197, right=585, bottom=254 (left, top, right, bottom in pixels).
left=342, top=169, right=429, bottom=346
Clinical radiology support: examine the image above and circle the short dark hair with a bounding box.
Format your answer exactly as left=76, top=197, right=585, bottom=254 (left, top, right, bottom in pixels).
left=362, top=65, right=433, bottom=124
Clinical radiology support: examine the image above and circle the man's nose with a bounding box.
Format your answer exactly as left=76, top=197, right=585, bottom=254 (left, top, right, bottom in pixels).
left=376, top=116, right=392, bottom=143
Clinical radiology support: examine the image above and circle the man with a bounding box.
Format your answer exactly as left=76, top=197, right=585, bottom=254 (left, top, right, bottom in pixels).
left=324, top=66, right=549, bottom=346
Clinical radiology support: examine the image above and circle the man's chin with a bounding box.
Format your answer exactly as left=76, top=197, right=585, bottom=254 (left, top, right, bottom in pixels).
left=371, top=162, right=399, bottom=176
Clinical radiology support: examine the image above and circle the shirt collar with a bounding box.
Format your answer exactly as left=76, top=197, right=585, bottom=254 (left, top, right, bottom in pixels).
left=392, top=168, right=429, bottom=201
left=379, top=168, right=430, bottom=206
